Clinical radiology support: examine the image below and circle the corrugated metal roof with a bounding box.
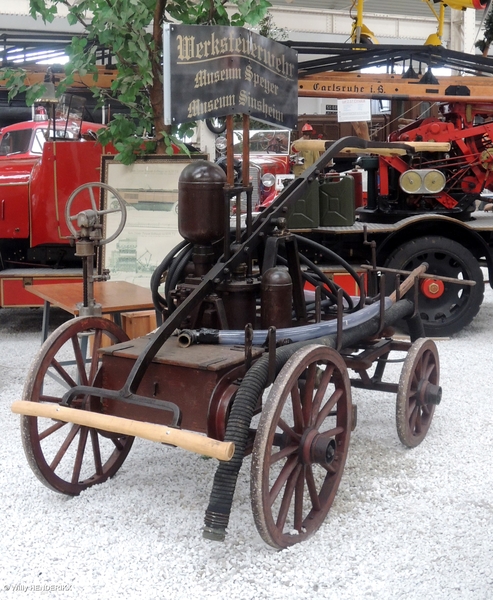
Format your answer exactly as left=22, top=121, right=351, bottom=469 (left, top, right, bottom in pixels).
left=268, top=0, right=479, bottom=20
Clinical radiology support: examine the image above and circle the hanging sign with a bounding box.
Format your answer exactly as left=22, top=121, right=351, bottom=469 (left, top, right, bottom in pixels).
left=337, top=98, right=372, bottom=122
left=163, top=24, right=298, bottom=129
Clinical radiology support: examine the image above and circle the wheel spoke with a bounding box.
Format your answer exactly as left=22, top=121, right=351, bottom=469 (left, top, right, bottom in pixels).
left=38, top=419, right=67, bottom=440
left=39, top=394, right=66, bottom=404
left=275, top=463, right=302, bottom=531
left=301, top=363, right=316, bottom=424
left=50, top=357, right=78, bottom=389
left=49, top=423, right=80, bottom=470
left=411, top=370, right=419, bottom=389
left=316, top=427, right=344, bottom=443
left=320, top=461, right=337, bottom=475
left=419, top=352, right=430, bottom=378
left=409, top=403, right=421, bottom=433
left=305, top=465, right=321, bottom=511
left=88, top=186, right=97, bottom=211
left=311, top=364, right=335, bottom=425
left=291, top=386, right=304, bottom=431
left=277, top=417, right=301, bottom=442
left=422, top=404, right=432, bottom=417
left=294, top=468, right=305, bottom=531
left=71, top=335, right=89, bottom=386
left=112, top=437, right=125, bottom=451
left=270, top=444, right=298, bottom=465
left=71, top=426, right=89, bottom=484
left=90, top=429, right=103, bottom=476
left=406, top=395, right=417, bottom=420
left=423, top=356, right=437, bottom=381
left=89, top=330, right=103, bottom=382
left=314, top=388, right=343, bottom=430
left=269, top=455, right=298, bottom=505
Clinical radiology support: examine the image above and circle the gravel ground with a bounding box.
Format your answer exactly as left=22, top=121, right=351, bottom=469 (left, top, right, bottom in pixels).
left=1, top=295, right=493, bottom=600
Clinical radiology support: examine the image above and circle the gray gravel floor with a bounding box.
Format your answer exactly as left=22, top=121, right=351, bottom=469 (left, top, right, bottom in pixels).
left=1, top=296, right=492, bottom=600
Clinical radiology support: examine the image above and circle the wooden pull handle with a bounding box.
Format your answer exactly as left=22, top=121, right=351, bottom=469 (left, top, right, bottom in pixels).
left=12, top=401, right=235, bottom=462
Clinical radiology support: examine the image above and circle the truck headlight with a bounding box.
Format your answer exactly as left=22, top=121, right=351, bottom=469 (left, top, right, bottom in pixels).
left=215, top=136, right=227, bottom=152
left=261, top=173, right=276, bottom=188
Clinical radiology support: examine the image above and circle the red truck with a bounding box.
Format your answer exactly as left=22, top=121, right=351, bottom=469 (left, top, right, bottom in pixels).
left=215, top=129, right=294, bottom=210
left=0, top=106, right=115, bottom=308
left=213, top=105, right=493, bottom=337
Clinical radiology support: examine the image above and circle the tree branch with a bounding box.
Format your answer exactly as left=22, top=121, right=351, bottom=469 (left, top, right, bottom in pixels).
left=57, top=0, right=89, bottom=28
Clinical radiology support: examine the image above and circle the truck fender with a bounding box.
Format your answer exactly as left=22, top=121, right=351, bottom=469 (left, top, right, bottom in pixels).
left=374, top=214, right=493, bottom=287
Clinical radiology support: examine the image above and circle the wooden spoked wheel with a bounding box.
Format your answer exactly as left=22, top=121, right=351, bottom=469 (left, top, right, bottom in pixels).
left=396, top=338, right=441, bottom=448
left=21, top=317, right=134, bottom=495
left=251, top=345, right=352, bottom=549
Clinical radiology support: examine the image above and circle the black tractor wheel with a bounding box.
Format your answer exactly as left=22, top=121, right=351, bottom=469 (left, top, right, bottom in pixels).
left=384, top=236, right=484, bottom=337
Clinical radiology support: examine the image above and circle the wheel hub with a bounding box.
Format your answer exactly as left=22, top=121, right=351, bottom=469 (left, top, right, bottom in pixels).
left=420, top=278, right=445, bottom=299
left=416, top=379, right=442, bottom=406
left=300, top=428, right=337, bottom=465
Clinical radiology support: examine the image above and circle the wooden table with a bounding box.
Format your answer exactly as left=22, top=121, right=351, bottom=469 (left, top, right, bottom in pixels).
left=28, top=280, right=158, bottom=342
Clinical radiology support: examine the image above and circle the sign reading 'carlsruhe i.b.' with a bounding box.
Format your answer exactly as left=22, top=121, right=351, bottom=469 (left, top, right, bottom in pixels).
left=163, top=24, right=298, bottom=129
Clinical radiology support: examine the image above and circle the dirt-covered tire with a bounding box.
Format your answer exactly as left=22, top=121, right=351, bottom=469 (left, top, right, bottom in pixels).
left=384, top=236, right=484, bottom=337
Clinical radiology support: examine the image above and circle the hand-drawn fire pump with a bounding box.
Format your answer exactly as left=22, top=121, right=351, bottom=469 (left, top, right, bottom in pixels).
left=11, top=25, right=450, bottom=550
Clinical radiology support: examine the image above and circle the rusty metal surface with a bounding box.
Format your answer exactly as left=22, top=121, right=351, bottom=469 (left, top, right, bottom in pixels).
left=101, top=356, right=220, bottom=432
left=100, top=338, right=264, bottom=434
left=260, top=267, right=293, bottom=329
left=102, top=336, right=264, bottom=370
left=342, top=338, right=412, bottom=394
left=178, top=161, right=227, bottom=244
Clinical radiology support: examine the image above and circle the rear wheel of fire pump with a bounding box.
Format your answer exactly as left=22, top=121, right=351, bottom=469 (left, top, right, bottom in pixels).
left=251, top=345, right=351, bottom=549
left=21, top=317, right=134, bottom=495
left=385, top=236, right=484, bottom=337
left=396, top=338, right=441, bottom=448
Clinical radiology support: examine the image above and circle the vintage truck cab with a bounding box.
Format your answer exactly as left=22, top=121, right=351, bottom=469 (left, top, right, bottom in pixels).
left=215, top=129, right=293, bottom=210
left=0, top=105, right=115, bottom=307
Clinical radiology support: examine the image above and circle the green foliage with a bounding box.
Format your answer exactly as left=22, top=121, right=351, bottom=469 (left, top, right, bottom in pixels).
left=0, top=67, right=46, bottom=105
left=0, top=0, right=271, bottom=163
left=252, top=11, right=288, bottom=41
left=165, top=0, right=271, bottom=26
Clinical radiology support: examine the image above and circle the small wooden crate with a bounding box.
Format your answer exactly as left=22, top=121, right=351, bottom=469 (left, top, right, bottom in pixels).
left=120, top=310, right=157, bottom=339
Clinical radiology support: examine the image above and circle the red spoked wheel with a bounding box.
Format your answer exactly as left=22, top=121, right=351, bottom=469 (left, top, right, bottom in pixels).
left=251, top=345, right=352, bottom=549
left=21, top=317, right=134, bottom=495
left=396, top=338, right=441, bottom=448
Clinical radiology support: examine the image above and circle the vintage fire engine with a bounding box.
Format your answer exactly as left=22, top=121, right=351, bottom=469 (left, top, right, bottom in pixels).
left=210, top=98, right=493, bottom=337
left=215, top=128, right=294, bottom=210
left=12, top=126, right=446, bottom=549
left=0, top=97, right=116, bottom=308
left=291, top=99, right=493, bottom=337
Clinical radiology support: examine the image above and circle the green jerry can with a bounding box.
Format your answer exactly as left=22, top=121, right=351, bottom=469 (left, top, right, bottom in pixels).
left=286, top=179, right=320, bottom=229
left=319, top=175, right=355, bottom=227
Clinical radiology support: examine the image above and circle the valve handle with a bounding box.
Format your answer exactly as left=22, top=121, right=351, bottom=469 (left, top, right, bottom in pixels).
left=65, top=182, right=127, bottom=245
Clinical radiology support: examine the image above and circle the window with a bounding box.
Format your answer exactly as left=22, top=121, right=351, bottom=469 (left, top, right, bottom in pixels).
left=31, top=129, right=47, bottom=154
left=0, top=129, right=34, bottom=156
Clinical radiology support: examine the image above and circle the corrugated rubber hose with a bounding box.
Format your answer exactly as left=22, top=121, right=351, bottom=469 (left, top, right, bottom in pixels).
left=203, top=298, right=419, bottom=540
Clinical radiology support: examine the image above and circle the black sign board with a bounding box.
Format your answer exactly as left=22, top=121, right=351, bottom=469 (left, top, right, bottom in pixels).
left=163, top=24, right=298, bottom=129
